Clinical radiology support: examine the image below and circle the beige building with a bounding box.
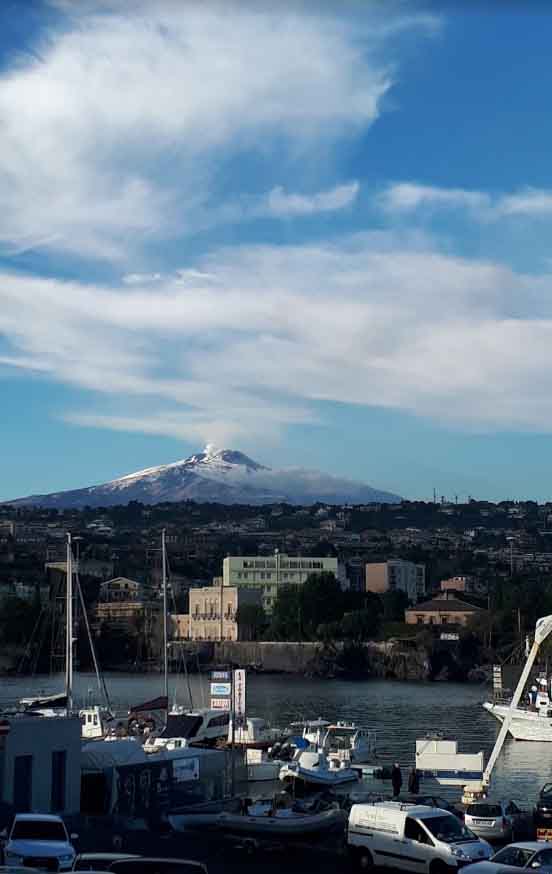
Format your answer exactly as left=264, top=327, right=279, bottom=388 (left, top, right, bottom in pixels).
left=223, top=554, right=339, bottom=613
left=405, top=591, right=484, bottom=627
left=188, top=585, right=263, bottom=641
left=366, top=559, right=426, bottom=602
left=95, top=577, right=151, bottom=633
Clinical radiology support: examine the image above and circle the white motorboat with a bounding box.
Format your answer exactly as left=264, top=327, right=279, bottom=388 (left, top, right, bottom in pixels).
left=483, top=701, right=552, bottom=741
left=143, top=708, right=230, bottom=751
left=321, top=722, right=376, bottom=763
left=415, top=735, right=484, bottom=786
left=288, top=718, right=331, bottom=746
left=279, top=750, right=361, bottom=789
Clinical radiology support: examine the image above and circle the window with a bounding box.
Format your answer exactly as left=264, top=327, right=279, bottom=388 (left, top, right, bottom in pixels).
left=405, top=818, right=432, bottom=845
left=51, top=750, right=66, bottom=812
left=534, top=850, right=552, bottom=867
left=13, top=755, right=33, bottom=812
left=441, top=615, right=449, bottom=624
left=416, top=616, right=424, bottom=624
left=491, top=848, right=535, bottom=868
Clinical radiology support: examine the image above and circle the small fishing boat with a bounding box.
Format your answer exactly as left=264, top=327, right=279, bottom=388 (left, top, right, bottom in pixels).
left=279, top=750, right=361, bottom=789
left=225, top=717, right=285, bottom=750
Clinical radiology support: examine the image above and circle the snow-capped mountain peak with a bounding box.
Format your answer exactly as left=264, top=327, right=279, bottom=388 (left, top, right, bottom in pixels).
left=7, top=447, right=401, bottom=508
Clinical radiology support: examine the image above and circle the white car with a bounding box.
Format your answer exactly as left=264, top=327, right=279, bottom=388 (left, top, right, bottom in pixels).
left=460, top=841, right=552, bottom=874
left=1, top=813, right=77, bottom=871
left=464, top=801, right=525, bottom=841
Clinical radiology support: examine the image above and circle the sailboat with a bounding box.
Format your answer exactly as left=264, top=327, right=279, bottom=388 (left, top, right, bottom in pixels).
left=19, top=533, right=114, bottom=739
left=138, top=531, right=229, bottom=752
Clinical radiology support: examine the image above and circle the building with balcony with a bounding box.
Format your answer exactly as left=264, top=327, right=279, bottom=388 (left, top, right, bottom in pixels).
left=222, top=554, right=339, bottom=613
left=188, top=584, right=263, bottom=640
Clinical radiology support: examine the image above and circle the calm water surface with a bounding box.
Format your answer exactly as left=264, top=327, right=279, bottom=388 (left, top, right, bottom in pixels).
left=2, top=672, right=549, bottom=806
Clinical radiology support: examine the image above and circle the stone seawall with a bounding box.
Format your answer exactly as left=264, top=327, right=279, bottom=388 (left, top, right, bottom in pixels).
left=210, top=640, right=433, bottom=680
left=213, top=641, right=324, bottom=674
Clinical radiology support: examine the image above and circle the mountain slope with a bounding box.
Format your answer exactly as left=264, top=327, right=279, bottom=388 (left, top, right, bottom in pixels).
left=7, top=446, right=402, bottom=508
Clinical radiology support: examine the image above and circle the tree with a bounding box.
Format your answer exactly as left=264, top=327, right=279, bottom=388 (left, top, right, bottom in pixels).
left=381, top=589, right=410, bottom=622
left=0, top=595, right=40, bottom=647
left=340, top=608, right=382, bottom=642
left=298, top=572, right=345, bottom=639
left=270, top=585, right=301, bottom=640
left=236, top=603, right=266, bottom=641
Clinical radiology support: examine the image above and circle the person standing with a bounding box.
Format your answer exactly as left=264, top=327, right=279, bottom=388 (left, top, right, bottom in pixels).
left=391, top=762, right=402, bottom=798
left=408, top=766, right=420, bottom=795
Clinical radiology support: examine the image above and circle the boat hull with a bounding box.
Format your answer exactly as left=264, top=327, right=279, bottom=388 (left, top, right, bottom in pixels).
left=169, top=808, right=346, bottom=837
left=483, top=702, right=552, bottom=741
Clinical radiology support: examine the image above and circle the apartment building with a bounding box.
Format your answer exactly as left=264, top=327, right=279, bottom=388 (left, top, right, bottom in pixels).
left=223, top=554, right=339, bottom=613
left=365, top=559, right=426, bottom=602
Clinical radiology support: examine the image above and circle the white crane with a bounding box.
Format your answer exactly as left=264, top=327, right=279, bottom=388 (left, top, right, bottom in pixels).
left=464, top=613, right=552, bottom=801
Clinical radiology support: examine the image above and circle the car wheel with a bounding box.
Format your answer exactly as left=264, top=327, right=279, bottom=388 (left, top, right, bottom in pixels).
left=430, top=860, right=450, bottom=874
left=349, top=846, right=374, bottom=870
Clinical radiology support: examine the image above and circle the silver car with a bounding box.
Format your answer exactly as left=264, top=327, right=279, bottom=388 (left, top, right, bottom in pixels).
left=460, top=842, right=552, bottom=874
left=464, top=801, right=524, bottom=841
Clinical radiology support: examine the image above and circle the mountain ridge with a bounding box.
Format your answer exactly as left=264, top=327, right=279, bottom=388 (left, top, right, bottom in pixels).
left=6, top=445, right=402, bottom=508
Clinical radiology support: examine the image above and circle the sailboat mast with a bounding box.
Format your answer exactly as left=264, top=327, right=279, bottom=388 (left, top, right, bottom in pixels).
left=162, top=528, right=168, bottom=701
left=65, top=533, right=73, bottom=714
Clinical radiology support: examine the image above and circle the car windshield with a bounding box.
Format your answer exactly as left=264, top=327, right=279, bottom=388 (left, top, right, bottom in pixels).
left=491, top=848, right=536, bottom=868
left=11, top=820, right=67, bottom=841
left=467, top=804, right=502, bottom=817
left=424, top=815, right=475, bottom=842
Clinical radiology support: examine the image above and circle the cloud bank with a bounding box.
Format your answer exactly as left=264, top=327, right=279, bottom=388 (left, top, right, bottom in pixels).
left=0, top=1, right=421, bottom=261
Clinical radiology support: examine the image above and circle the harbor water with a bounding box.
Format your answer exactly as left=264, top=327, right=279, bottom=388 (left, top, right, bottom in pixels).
left=2, top=672, right=549, bottom=805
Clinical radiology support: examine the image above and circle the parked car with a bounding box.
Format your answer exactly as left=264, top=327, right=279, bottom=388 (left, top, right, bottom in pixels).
left=73, top=854, right=140, bottom=870
left=348, top=801, right=492, bottom=871
left=464, top=801, right=525, bottom=842
left=534, top=783, right=552, bottom=827
left=399, top=795, right=464, bottom=820
left=0, top=814, right=78, bottom=871
left=457, top=841, right=552, bottom=874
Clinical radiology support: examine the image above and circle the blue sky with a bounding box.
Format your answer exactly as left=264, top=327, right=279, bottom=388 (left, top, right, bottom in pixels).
left=2, top=1, right=552, bottom=502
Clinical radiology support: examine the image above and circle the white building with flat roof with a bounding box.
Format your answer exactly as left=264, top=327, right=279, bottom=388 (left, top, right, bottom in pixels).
left=223, top=554, right=339, bottom=613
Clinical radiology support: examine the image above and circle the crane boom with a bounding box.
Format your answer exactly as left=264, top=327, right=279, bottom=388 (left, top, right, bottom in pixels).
left=483, top=614, right=552, bottom=786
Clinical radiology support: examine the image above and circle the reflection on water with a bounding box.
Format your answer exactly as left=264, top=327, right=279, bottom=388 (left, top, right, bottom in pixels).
left=3, top=672, right=552, bottom=804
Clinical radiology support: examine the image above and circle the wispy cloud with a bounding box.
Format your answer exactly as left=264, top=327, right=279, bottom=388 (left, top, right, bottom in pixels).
left=263, top=182, right=360, bottom=218
left=381, top=182, right=552, bottom=220
left=3, top=233, right=552, bottom=442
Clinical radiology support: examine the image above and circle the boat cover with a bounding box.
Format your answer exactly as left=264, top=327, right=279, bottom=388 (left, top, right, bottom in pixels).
left=81, top=739, right=147, bottom=771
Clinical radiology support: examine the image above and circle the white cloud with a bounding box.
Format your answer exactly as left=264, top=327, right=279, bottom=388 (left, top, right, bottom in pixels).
left=0, top=1, right=430, bottom=261
left=4, top=234, right=552, bottom=442
left=381, top=182, right=552, bottom=221
left=381, top=183, right=488, bottom=214
left=264, top=182, right=360, bottom=217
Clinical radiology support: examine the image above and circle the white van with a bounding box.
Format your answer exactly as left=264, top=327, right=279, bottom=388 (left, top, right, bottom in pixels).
left=348, top=802, right=492, bottom=872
